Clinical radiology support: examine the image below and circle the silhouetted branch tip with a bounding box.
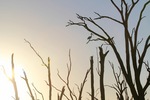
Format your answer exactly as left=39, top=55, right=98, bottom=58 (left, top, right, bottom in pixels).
left=32, top=83, right=44, bottom=100
left=24, top=39, right=48, bottom=68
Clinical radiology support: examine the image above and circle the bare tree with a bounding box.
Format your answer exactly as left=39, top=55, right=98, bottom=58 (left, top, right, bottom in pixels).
left=21, top=70, right=35, bottom=100
left=107, top=62, right=127, bottom=100
left=67, top=0, right=150, bottom=99
left=57, top=50, right=91, bottom=100
left=2, top=54, right=19, bottom=100
left=76, top=68, right=90, bottom=100
left=52, top=85, right=70, bottom=100
left=57, top=50, right=78, bottom=100
left=97, top=46, right=109, bottom=100
left=57, top=86, right=65, bottom=100
left=32, top=83, right=44, bottom=100
left=90, top=56, right=95, bottom=100
left=25, top=39, right=52, bottom=100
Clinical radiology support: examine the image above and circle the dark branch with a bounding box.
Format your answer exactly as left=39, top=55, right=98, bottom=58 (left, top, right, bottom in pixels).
left=94, top=12, right=123, bottom=24
left=24, top=39, right=48, bottom=68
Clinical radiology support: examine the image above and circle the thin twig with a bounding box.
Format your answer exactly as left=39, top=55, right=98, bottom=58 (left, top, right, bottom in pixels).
left=32, top=83, right=44, bottom=100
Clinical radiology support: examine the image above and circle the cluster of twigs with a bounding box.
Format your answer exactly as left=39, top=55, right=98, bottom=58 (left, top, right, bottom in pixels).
left=1, top=40, right=120, bottom=100
left=67, top=0, right=150, bottom=99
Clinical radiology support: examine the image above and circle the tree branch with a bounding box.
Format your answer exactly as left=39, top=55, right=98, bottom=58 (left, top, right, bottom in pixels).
left=32, top=83, right=44, bottom=100
left=94, top=12, right=123, bottom=24
left=134, top=1, right=150, bottom=51
left=57, top=50, right=77, bottom=100
left=25, top=39, right=52, bottom=100
left=21, top=70, right=35, bottom=100
left=24, top=39, right=48, bottom=68
left=78, top=69, right=90, bottom=100
left=52, top=85, right=70, bottom=100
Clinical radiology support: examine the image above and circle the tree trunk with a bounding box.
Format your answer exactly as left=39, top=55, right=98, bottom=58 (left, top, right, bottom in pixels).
left=90, top=56, right=94, bottom=100
left=99, top=47, right=109, bottom=100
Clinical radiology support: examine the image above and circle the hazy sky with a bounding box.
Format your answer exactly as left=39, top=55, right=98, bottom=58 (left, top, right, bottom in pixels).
left=0, top=0, right=150, bottom=100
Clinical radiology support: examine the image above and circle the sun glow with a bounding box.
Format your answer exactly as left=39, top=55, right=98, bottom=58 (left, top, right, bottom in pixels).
left=0, top=60, right=28, bottom=100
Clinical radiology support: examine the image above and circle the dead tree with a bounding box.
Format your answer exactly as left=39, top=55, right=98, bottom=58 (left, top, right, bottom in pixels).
left=67, top=0, right=150, bottom=99
left=76, top=68, right=90, bottom=100
left=57, top=86, right=65, bottom=100
left=90, top=56, right=94, bottom=100
left=3, top=54, right=19, bottom=100
left=107, top=62, right=127, bottom=100
left=97, top=46, right=109, bottom=100
left=57, top=50, right=78, bottom=100
left=57, top=50, right=91, bottom=100
left=21, top=70, right=35, bottom=100
left=25, top=39, right=52, bottom=100
left=32, top=83, right=44, bottom=100
left=11, top=54, right=20, bottom=100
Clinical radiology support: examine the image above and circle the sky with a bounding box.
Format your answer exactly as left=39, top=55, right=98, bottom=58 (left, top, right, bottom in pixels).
left=0, top=0, right=150, bottom=100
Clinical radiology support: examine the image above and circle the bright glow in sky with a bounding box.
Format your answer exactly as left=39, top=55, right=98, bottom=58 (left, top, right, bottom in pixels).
left=0, top=0, right=150, bottom=100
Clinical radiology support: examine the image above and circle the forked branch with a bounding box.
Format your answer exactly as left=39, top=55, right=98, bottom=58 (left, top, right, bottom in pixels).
left=21, top=70, right=35, bottom=100
left=57, top=50, right=77, bottom=100
left=25, top=39, right=52, bottom=100
left=2, top=54, right=20, bottom=100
